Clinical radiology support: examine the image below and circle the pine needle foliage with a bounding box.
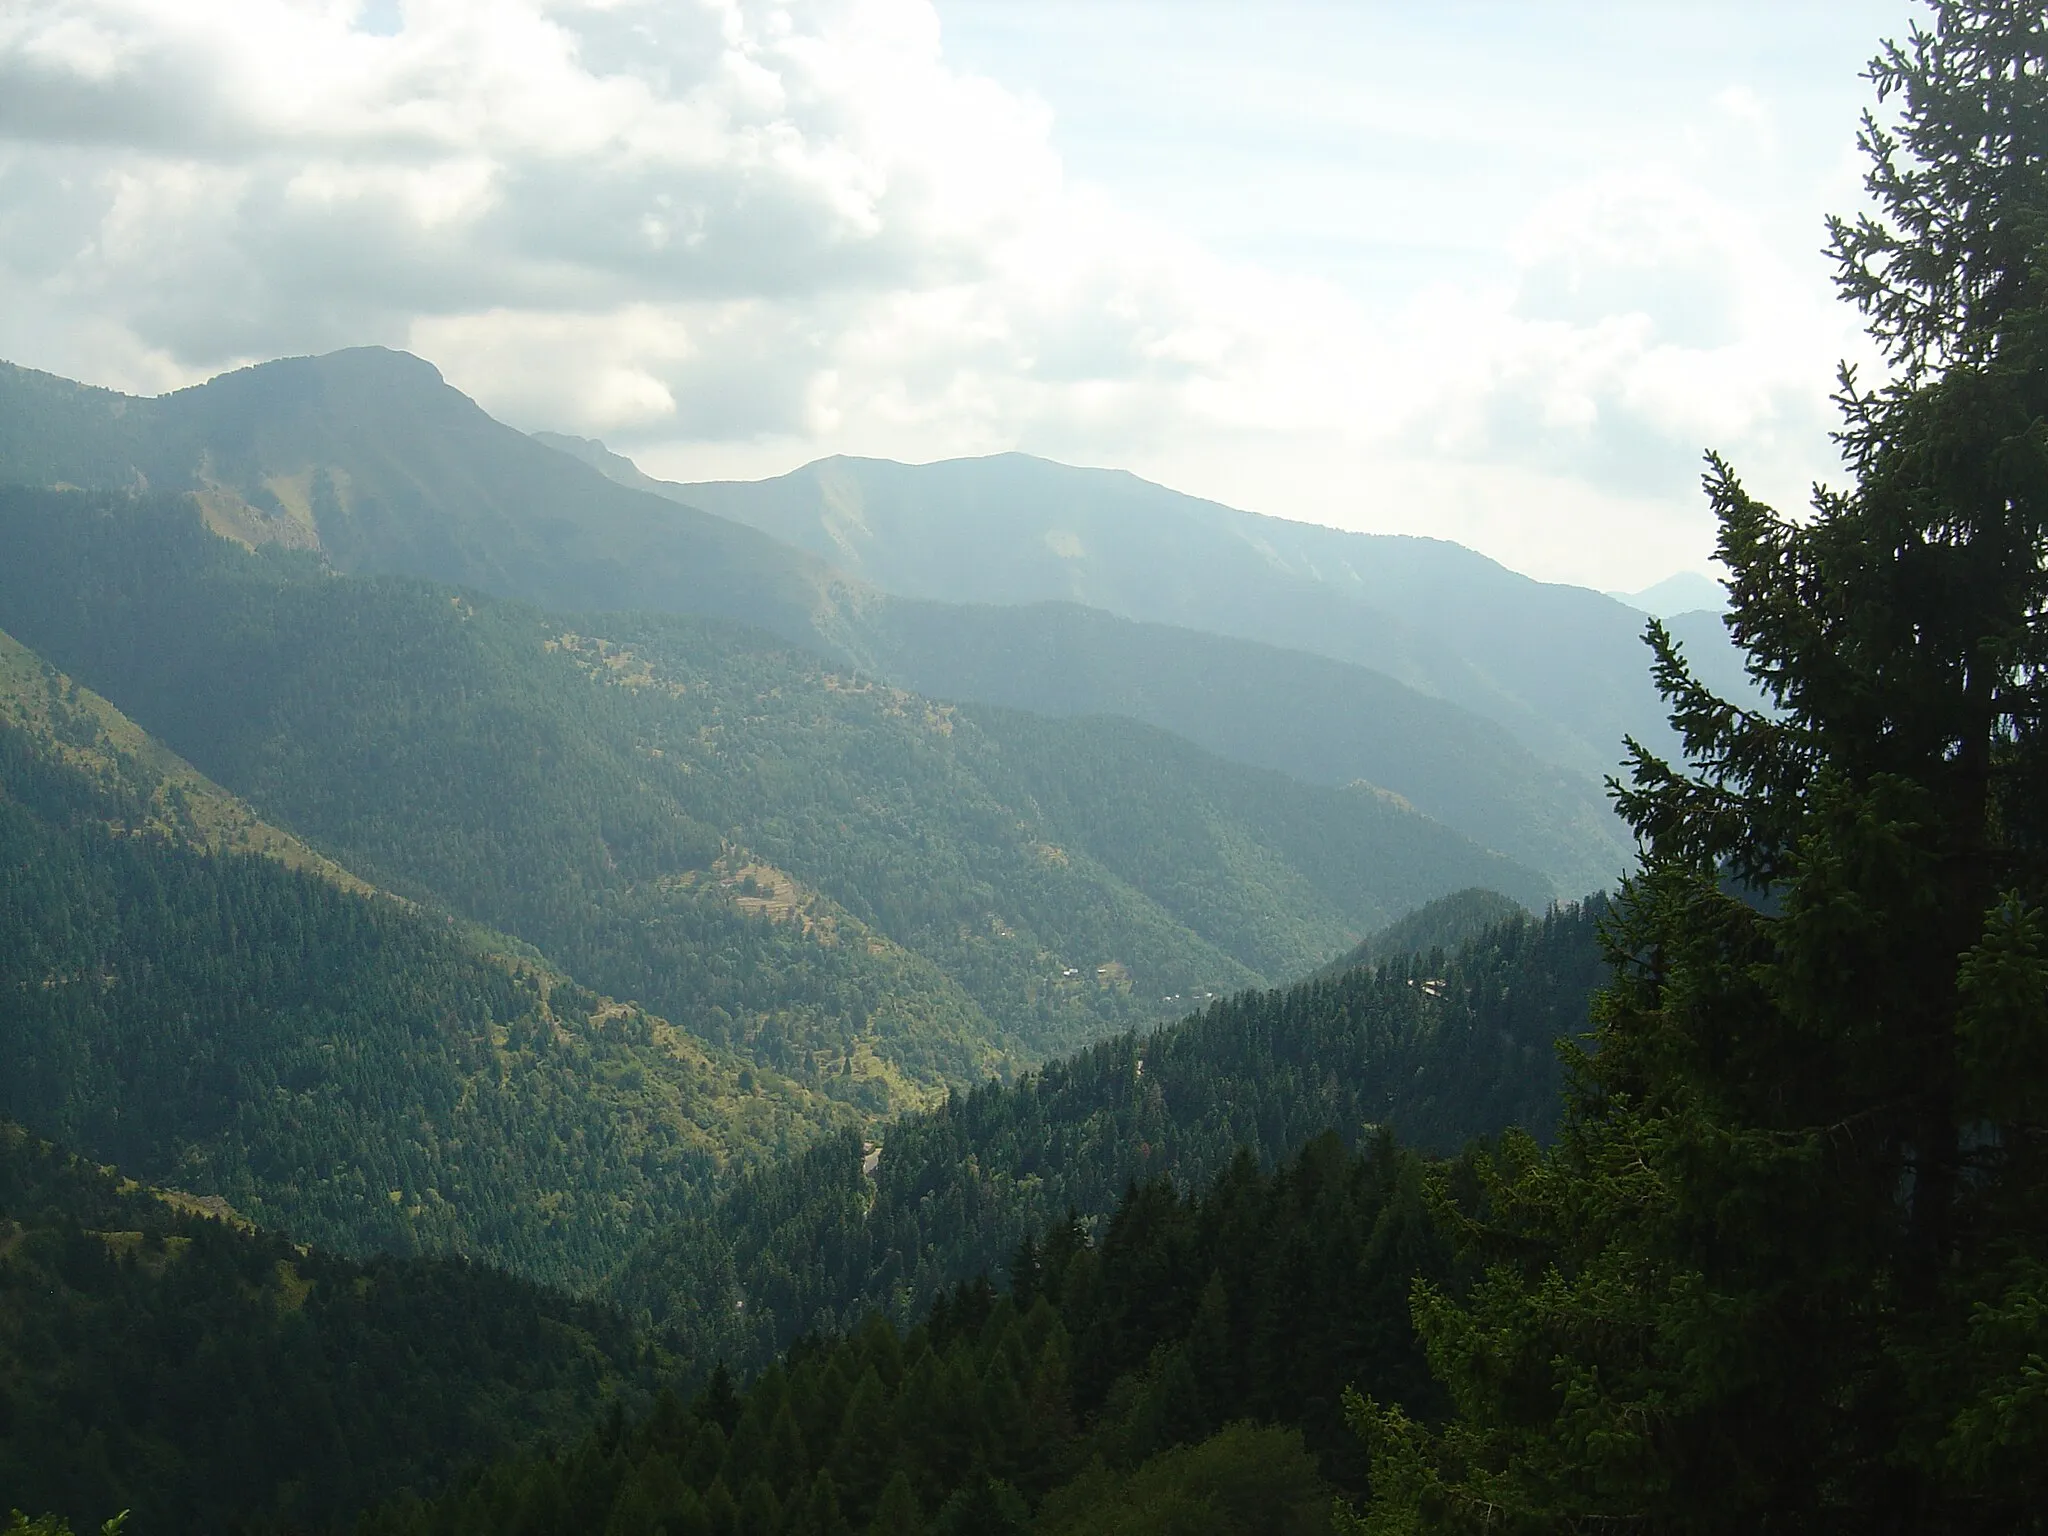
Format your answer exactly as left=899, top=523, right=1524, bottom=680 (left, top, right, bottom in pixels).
left=1348, top=5, right=2048, bottom=1531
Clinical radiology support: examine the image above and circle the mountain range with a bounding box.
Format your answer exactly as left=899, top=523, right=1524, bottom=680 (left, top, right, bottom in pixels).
left=0, top=340, right=1701, bottom=1534
left=0, top=10, right=2024, bottom=1517
left=0, top=339, right=1746, bottom=1258
left=564, top=439, right=1731, bottom=783
left=0, top=349, right=1660, bottom=896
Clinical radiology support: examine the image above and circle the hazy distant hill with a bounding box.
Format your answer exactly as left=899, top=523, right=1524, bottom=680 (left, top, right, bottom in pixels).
left=848, top=598, right=1632, bottom=896
left=1661, top=605, right=1763, bottom=710
left=1315, top=886, right=1532, bottom=977
left=1608, top=569, right=1728, bottom=617
left=0, top=484, right=1548, bottom=1073
left=630, top=449, right=1723, bottom=779
left=1603, top=571, right=1762, bottom=714
left=0, top=350, right=1636, bottom=893
left=0, top=350, right=850, bottom=642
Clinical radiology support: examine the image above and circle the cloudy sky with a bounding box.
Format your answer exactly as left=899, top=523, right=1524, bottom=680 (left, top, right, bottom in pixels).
left=0, top=0, right=1917, bottom=588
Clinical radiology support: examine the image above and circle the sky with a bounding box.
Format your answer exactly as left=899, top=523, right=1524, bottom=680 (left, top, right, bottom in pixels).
left=0, top=0, right=1920, bottom=589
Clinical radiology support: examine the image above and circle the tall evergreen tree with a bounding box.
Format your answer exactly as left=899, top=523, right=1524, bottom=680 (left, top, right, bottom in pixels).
left=1350, top=4, right=2048, bottom=1531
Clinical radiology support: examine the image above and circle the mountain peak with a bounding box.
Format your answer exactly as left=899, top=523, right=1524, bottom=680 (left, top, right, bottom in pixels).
left=167, top=344, right=445, bottom=396
left=1607, top=570, right=1727, bottom=618
left=158, top=346, right=468, bottom=429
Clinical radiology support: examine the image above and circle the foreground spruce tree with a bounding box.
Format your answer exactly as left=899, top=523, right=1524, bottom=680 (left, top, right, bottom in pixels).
left=1351, top=4, right=2048, bottom=1531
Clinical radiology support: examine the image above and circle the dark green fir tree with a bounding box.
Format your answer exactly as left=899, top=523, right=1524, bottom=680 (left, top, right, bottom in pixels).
left=1350, top=3, right=2048, bottom=1532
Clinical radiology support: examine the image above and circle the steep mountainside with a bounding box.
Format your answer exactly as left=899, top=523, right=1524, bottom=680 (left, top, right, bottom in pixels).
left=373, top=1134, right=1450, bottom=1536
left=637, top=450, right=1727, bottom=778
left=0, top=1123, right=676, bottom=1536
left=0, top=624, right=372, bottom=893
left=0, top=631, right=850, bottom=1284
left=608, top=899, right=1606, bottom=1371
left=3, top=891, right=1602, bottom=1536
left=0, top=353, right=1628, bottom=894
left=0, top=351, right=848, bottom=642
left=0, top=485, right=1547, bottom=1078
left=847, top=599, right=1632, bottom=896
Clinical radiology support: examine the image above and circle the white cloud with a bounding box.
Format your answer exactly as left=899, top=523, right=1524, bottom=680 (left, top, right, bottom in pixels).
left=0, top=0, right=1887, bottom=587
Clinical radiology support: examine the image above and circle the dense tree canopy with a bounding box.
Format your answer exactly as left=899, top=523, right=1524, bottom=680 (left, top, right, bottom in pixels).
left=0, top=682, right=837, bottom=1288
left=367, top=1131, right=1458, bottom=1536
left=0, top=1125, right=675, bottom=1536
left=1352, top=5, right=2048, bottom=1530
left=607, top=897, right=1604, bottom=1371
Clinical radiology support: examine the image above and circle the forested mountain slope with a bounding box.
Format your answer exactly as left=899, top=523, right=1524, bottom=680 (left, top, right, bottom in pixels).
left=372, top=1133, right=1451, bottom=1536
left=0, top=638, right=847, bottom=1284
left=0, top=1123, right=677, bottom=1536
left=0, top=485, right=1545, bottom=1079
left=608, top=899, right=1606, bottom=1372
left=0, top=624, right=371, bottom=893
left=0, top=353, right=1628, bottom=895
left=1316, top=886, right=1531, bottom=976
left=634, top=449, right=1730, bottom=779
left=6, top=1116, right=1450, bottom=1536
left=847, top=600, right=1632, bottom=895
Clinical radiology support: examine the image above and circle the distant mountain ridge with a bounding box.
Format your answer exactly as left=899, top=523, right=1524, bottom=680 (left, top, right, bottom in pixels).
left=0, top=349, right=1633, bottom=894
left=602, top=446, right=1727, bottom=781
left=0, top=350, right=849, bottom=639
left=1315, top=886, right=1532, bottom=977
left=1608, top=569, right=1729, bottom=617
left=844, top=598, right=1630, bottom=897
left=0, top=483, right=1549, bottom=1064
